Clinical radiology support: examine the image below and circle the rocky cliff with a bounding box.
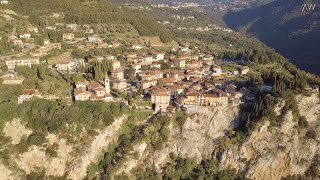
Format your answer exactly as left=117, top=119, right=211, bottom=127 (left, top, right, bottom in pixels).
left=1, top=94, right=319, bottom=179
left=220, top=94, right=320, bottom=180
left=149, top=105, right=240, bottom=170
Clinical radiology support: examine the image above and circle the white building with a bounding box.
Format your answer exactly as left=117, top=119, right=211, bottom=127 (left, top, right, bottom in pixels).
left=0, top=0, right=9, bottom=4
left=18, top=33, right=31, bottom=39
left=18, top=89, right=41, bottom=104
left=62, top=33, right=75, bottom=41
left=152, top=52, right=165, bottom=61
left=87, top=35, right=102, bottom=42
left=5, top=58, right=40, bottom=70
left=55, top=59, right=84, bottom=72
left=212, top=66, right=222, bottom=76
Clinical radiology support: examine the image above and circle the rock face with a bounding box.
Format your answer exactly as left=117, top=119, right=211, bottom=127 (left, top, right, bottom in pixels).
left=0, top=116, right=126, bottom=180
left=220, top=94, right=320, bottom=180
left=3, top=118, right=32, bottom=145
left=150, top=105, right=239, bottom=170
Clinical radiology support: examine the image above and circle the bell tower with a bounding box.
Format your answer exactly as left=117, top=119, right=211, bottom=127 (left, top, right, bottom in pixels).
left=105, top=71, right=110, bottom=94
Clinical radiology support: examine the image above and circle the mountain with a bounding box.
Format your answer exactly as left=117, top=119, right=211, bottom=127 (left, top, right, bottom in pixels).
left=224, top=0, right=320, bottom=75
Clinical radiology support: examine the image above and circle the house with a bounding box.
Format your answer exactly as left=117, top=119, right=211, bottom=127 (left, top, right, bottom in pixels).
left=85, top=29, right=94, bottom=34
left=111, top=60, right=121, bottom=70
left=180, top=92, right=227, bottom=106
left=1, top=73, right=24, bottom=85
left=18, top=33, right=31, bottom=39
left=48, top=43, right=62, bottom=50
left=5, top=58, right=40, bottom=70
left=151, top=90, right=171, bottom=112
left=173, top=58, right=186, bottom=68
left=150, top=63, right=161, bottom=69
left=140, top=56, right=153, bottom=65
left=132, top=64, right=142, bottom=74
left=152, top=52, right=165, bottom=61
left=0, top=0, right=9, bottom=5
left=31, top=47, right=50, bottom=57
left=55, top=59, right=84, bottom=72
left=131, top=45, right=143, bottom=50
left=113, top=80, right=127, bottom=90
left=87, top=35, right=102, bottom=42
left=66, top=24, right=78, bottom=30
left=186, top=60, right=201, bottom=69
left=240, top=66, right=249, bottom=75
left=62, top=33, right=75, bottom=41
left=8, top=36, right=23, bottom=47
left=45, top=26, right=56, bottom=30
left=212, top=66, right=222, bottom=76
left=105, top=55, right=116, bottom=61
left=111, top=69, right=125, bottom=80
left=137, top=80, right=157, bottom=91
left=18, top=89, right=41, bottom=104
left=52, top=13, right=60, bottom=18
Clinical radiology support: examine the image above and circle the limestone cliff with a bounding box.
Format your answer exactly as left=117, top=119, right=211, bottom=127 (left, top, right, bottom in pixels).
left=220, top=94, right=320, bottom=180
left=149, top=105, right=240, bottom=170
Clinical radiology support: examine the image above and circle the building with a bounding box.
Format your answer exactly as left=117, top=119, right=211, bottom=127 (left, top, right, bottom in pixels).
left=137, top=80, right=157, bottom=91
left=1, top=73, right=24, bottom=85
left=113, top=80, right=127, bottom=90
left=180, top=92, right=228, bottom=107
left=8, top=36, right=23, bottom=47
left=18, top=89, right=41, bottom=104
left=0, top=0, right=9, bottom=5
left=212, top=66, right=222, bottom=76
left=105, top=55, right=116, bottom=61
left=55, top=59, right=84, bottom=72
left=111, top=60, right=121, bottom=70
left=173, top=58, right=186, bottom=68
left=131, top=45, right=143, bottom=50
left=62, top=33, right=75, bottom=41
left=142, top=56, right=153, bottom=64
left=66, top=24, right=77, bottom=30
left=18, top=34, right=31, bottom=39
left=240, top=66, right=249, bottom=75
left=151, top=90, right=171, bottom=112
left=5, top=58, right=40, bottom=70
left=74, top=72, right=113, bottom=101
left=52, top=13, right=60, bottom=18
left=152, top=52, right=165, bottom=61
left=112, top=69, right=125, bottom=80
left=87, top=35, right=102, bottom=42
left=186, top=60, right=201, bottom=69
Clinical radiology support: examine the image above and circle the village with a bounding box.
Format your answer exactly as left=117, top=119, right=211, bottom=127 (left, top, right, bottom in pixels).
left=0, top=10, right=255, bottom=113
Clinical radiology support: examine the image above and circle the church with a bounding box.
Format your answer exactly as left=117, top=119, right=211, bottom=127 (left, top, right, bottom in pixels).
left=73, top=72, right=113, bottom=101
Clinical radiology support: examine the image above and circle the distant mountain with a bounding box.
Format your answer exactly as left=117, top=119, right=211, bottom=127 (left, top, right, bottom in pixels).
left=224, top=0, right=320, bottom=75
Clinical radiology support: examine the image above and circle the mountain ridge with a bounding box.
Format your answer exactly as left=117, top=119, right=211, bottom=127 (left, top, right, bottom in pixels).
left=224, top=0, right=320, bottom=75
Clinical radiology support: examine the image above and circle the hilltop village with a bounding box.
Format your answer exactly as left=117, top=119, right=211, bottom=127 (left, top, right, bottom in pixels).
left=0, top=10, right=255, bottom=113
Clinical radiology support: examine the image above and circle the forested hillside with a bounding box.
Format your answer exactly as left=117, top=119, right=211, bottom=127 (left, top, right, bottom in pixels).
left=224, top=0, right=320, bottom=75
left=7, top=0, right=173, bottom=43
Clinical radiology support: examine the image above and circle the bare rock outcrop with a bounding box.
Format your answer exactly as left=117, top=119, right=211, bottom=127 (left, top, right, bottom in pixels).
left=150, top=105, right=239, bottom=170
left=220, top=94, right=320, bottom=180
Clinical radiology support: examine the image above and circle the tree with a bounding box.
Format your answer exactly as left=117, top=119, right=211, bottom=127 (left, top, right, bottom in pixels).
left=128, top=65, right=136, bottom=81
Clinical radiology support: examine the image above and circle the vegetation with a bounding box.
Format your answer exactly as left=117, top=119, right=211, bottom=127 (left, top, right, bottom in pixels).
left=9, top=0, right=174, bottom=43
left=133, top=154, right=240, bottom=180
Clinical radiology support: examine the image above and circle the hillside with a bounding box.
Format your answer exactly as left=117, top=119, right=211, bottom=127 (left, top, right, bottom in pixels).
left=5, top=0, right=174, bottom=43
left=224, top=0, right=320, bottom=75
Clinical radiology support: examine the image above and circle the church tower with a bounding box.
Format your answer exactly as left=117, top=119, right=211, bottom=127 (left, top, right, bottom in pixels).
left=105, top=71, right=110, bottom=94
